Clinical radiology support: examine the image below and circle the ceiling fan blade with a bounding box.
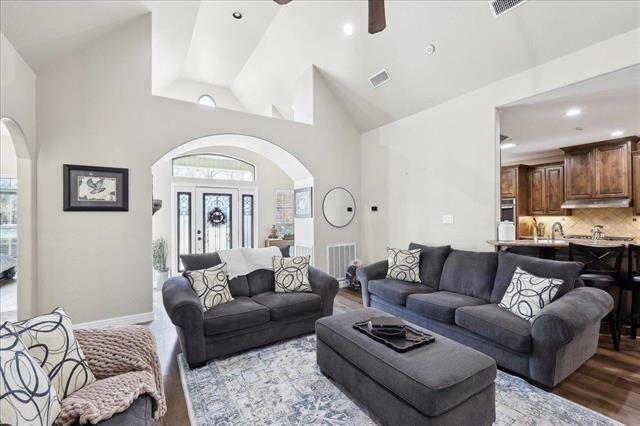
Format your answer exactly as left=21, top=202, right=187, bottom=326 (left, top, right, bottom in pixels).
left=273, top=0, right=292, bottom=4
left=368, top=0, right=386, bottom=34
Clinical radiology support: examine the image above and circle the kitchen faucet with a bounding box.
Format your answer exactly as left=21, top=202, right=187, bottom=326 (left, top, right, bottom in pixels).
left=551, top=222, right=564, bottom=242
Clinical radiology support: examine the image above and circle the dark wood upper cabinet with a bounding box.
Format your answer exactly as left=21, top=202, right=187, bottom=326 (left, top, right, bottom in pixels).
left=563, top=137, right=638, bottom=201
left=633, top=151, right=640, bottom=215
left=564, top=148, right=594, bottom=200
left=500, top=166, right=517, bottom=198
left=545, top=165, right=565, bottom=215
left=528, top=163, right=565, bottom=216
left=528, top=167, right=546, bottom=215
left=594, top=142, right=630, bottom=198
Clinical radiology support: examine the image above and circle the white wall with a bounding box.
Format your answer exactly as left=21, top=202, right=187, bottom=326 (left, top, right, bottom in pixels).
left=360, top=28, right=640, bottom=262
left=35, top=15, right=361, bottom=323
left=155, top=77, right=246, bottom=112
left=0, top=131, right=18, bottom=177
left=1, top=32, right=37, bottom=319
left=152, top=145, right=294, bottom=271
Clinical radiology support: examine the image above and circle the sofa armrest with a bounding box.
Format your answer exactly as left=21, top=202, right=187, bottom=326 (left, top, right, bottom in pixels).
left=531, top=287, right=613, bottom=345
left=162, top=276, right=207, bottom=368
left=162, top=276, right=204, bottom=330
left=309, top=266, right=339, bottom=317
left=357, top=260, right=388, bottom=307
left=529, top=286, right=613, bottom=387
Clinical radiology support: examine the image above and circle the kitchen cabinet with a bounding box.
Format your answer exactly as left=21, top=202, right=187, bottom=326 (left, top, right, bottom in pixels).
left=563, top=137, right=637, bottom=201
left=500, top=165, right=528, bottom=216
left=528, top=163, right=566, bottom=215
left=633, top=151, right=640, bottom=215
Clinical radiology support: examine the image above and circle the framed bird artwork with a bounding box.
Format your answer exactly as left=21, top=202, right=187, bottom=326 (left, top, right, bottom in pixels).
left=63, top=164, right=129, bottom=211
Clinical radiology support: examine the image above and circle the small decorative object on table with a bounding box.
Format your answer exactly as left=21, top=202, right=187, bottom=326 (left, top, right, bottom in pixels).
left=268, top=224, right=279, bottom=239
left=353, top=315, right=434, bottom=352
left=63, top=164, right=128, bottom=211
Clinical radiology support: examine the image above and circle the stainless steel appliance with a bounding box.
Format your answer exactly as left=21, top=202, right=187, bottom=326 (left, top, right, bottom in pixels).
left=500, top=199, right=516, bottom=222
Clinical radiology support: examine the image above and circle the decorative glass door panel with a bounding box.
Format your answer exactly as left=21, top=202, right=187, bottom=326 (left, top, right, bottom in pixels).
left=203, top=193, right=232, bottom=252
left=176, top=192, right=192, bottom=271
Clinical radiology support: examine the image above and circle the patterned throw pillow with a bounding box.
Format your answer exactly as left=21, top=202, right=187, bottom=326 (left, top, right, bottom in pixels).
left=273, top=256, right=311, bottom=293
left=0, top=322, right=61, bottom=426
left=13, top=308, right=96, bottom=399
left=386, top=248, right=421, bottom=283
left=498, top=267, right=563, bottom=322
left=184, top=262, right=234, bottom=311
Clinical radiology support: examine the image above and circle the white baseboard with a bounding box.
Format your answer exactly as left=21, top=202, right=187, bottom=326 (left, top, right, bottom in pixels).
left=74, top=311, right=154, bottom=329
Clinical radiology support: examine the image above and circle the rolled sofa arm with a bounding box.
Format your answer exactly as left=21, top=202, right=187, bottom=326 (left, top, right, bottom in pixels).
left=357, top=260, right=388, bottom=307
left=529, top=286, right=613, bottom=387
left=309, top=266, right=339, bottom=317
left=162, top=276, right=206, bottom=368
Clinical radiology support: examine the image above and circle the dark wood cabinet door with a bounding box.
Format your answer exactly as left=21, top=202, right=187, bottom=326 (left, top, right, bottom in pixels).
left=545, top=165, right=564, bottom=215
left=634, top=152, right=640, bottom=215
left=529, top=167, right=546, bottom=215
left=565, top=149, right=594, bottom=200
left=501, top=167, right=517, bottom=198
left=594, top=142, right=630, bottom=198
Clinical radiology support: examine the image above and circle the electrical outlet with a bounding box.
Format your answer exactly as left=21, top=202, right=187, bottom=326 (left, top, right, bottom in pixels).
left=442, top=215, right=455, bottom=225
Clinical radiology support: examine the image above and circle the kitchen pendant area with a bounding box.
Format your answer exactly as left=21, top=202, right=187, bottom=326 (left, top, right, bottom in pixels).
left=494, top=65, right=640, bottom=250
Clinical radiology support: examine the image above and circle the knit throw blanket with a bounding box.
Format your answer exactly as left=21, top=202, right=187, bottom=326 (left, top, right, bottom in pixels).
left=54, top=326, right=167, bottom=425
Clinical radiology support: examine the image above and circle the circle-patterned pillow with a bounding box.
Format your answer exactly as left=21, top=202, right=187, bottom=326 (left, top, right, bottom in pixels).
left=184, top=262, right=234, bottom=311
left=386, top=247, right=421, bottom=283
left=273, top=256, right=311, bottom=293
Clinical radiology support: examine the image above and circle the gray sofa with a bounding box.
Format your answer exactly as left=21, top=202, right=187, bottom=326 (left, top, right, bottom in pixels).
left=358, top=243, right=614, bottom=388
left=163, top=249, right=339, bottom=369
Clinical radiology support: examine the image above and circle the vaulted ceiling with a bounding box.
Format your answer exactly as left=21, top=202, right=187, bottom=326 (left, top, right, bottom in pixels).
left=1, top=1, right=639, bottom=132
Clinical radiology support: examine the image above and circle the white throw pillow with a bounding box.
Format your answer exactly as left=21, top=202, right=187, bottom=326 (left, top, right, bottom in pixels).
left=386, top=248, right=421, bottom=283
left=184, top=262, right=234, bottom=311
left=273, top=256, right=311, bottom=293
left=0, top=322, right=61, bottom=426
left=498, top=267, right=563, bottom=322
left=13, top=308, right=96, bottom=399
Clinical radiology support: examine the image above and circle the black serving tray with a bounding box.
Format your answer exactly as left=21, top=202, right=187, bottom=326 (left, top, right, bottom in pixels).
left=353, top=319, right=435, bottom=353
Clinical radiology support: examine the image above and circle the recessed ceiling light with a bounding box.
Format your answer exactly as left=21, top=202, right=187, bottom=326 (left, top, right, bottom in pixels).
left=611, top=130, right=624, bottom=137
left=500, top=142, right=517, bottom=150
left=565, top=108, right=581, bottom=117
left=342, top=22, right=354, bottom=36
left=425, top=44, right=436, bottom=55
left=232, top=11, right=243, bottom=19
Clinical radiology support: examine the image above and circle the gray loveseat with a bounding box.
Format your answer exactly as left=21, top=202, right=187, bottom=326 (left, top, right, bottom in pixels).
left=358, top=243, right=614, bottom=388
left=163, top=248, right=339, bottom=369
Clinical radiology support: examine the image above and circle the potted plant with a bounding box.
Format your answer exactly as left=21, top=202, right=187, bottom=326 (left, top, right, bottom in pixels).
left=152, top=237, right=169, bottom=288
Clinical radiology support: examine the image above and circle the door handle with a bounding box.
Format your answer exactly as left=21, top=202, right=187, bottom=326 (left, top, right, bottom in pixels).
left=197, top=237, right=202, bottom=241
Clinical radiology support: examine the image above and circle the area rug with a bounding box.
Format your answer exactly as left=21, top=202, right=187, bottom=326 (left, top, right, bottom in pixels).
left=178, top=335, right=619, bottom=426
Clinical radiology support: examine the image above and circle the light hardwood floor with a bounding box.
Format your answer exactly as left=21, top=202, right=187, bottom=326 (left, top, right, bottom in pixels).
left=148, top=288, right=639, bottom=425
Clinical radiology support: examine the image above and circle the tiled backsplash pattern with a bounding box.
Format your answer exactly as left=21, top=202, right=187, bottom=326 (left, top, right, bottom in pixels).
left=518, top=208, right=640, bottom=239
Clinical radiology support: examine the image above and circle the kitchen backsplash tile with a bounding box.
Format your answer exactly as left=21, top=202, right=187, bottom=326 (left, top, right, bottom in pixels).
left=518, top=208, right=640, bottom=239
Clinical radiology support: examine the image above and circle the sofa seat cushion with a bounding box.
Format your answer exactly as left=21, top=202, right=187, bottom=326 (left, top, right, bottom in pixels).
left=406, top=291, right=486, bottom=324
left=203, top=296, right=270, bottom=336
left=252, top=291, right=322, bottom=320
left=455, top=304, right=532, bottom=353
left=368, top=279, right=433, bottom=306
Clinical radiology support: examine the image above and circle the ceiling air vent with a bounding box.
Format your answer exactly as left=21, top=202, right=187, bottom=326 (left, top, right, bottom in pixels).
left=490, top=0, right=528, bottom=17
left=369, top=69, right=390, bottom=89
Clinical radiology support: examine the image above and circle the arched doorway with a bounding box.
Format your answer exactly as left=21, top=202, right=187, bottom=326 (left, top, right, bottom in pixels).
left=0, top=117, right=35, bottom=321
left=151, top=134, right=314, bottom=288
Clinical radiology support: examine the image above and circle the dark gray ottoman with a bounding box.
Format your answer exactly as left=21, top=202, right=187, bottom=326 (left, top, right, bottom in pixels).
left=316, top=308, right=496, bottom=425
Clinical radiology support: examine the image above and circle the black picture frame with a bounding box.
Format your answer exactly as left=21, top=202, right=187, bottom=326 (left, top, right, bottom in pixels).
left=294, top=187, right=313, bottom=218
left=63, top=164, right=129, bottom=211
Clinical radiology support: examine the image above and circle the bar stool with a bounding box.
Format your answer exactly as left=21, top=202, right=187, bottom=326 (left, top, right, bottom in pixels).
left=569, top=242, right=625, bottom=351
left=624, top=244, right=640, bottom=340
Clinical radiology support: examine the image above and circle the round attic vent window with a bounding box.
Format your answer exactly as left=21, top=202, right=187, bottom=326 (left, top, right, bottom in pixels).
left=197, top=94, right=216, bottom=108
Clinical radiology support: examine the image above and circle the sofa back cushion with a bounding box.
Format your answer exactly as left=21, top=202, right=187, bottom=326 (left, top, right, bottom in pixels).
left=439, top=250, right=498, bottom=301
left=491, top=252, right=583, bottom=303
left=408, top=243, right=451, bottom=289
left=180, top=252, right=250, bottom=297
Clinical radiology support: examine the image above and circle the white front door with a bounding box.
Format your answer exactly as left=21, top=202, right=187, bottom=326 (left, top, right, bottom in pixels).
left=195, top=187, right=239, bottom=254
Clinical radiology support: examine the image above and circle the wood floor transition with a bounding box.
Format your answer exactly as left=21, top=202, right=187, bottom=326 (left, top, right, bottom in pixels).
left=148, top=288, right=640, bottom=425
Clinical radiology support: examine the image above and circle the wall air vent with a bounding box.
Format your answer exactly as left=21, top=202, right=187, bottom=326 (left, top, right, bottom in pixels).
left=490, top=0, right=528, bottom=17
left=369, top=69, right=391, bottom=89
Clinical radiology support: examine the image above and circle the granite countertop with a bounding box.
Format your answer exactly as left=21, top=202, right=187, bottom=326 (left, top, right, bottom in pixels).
left=487, top=238, right=637, bottom=248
